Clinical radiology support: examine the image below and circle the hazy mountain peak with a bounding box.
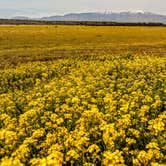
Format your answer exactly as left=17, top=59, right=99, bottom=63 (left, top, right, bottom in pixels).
left=40, top=12, right=166, bottom=24
left=11, top=11, right=166, bottom=24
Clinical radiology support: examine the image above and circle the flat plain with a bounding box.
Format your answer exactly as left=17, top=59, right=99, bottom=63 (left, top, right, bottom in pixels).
left=0, top=25, right=166, bottom=68
left=0, top=25, right=166, bottom=166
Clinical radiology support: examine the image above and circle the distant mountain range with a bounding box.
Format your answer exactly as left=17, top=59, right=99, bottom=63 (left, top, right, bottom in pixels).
left=12, top=16, right=30, bottom=20
left=13, top=12, right=166, bottom=24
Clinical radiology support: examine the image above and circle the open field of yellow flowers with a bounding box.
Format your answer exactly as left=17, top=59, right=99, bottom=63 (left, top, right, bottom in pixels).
left=0, top=25, right=166, bottom=165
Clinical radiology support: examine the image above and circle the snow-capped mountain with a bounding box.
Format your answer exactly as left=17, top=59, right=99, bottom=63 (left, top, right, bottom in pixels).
left=11, top=11, right=166, bottom=24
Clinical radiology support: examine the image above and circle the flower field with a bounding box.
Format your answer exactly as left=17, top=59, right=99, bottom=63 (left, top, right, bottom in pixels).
left=0, top=25, right=166, bottom=166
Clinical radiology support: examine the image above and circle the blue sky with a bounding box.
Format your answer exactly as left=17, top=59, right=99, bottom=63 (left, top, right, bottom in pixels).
left=0, top=0, right=165, bottom=18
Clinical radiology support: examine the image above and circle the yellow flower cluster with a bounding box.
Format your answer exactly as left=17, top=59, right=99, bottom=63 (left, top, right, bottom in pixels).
left=103, top=150, right=125, bottom=165
left=0, top=53, right=165, bottom=165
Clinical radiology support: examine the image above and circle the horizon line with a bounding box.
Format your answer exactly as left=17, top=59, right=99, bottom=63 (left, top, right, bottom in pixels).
left=1, top=10, right=166, bottom=19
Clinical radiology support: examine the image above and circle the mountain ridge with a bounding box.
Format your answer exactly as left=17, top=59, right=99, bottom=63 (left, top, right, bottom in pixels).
left=12, top=12, right=166, bottom=24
